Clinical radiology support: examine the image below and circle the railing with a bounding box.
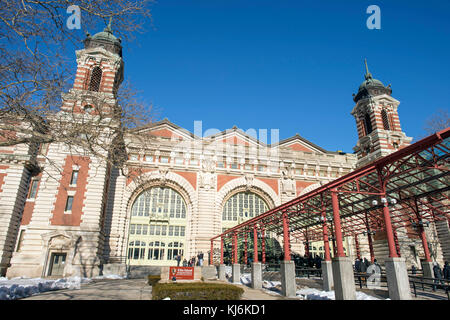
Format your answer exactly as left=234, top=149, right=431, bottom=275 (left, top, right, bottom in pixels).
left=409, top=275, right=450, bottom=300
left=295, top=267, right=322, bottom=278
left=264, top=264, right=281, bottom=272
left=353, top=271, right=450, bottom=300
left=105, top=256, right=127, bottom=264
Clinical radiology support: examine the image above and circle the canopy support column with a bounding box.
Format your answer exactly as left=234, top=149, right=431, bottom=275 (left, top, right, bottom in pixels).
left=331, top=189, right=356, bottom=300
left=281, top=212, right=295, bottom=297
left=321, top=196, right=334, bottom=291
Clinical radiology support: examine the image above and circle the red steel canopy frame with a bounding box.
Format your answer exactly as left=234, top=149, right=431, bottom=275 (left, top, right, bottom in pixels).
left=210, top=128, right=450, bottom=264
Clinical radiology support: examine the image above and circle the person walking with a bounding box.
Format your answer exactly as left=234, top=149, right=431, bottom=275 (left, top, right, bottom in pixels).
left=199, top=252, right=204, bottom=266
left=360, top=258, right=367, bottom=273
left=411, top=265, right=417, bottom=275
left=364, top=258, right=370, bottom=271
left=354, top=258, right=361, bottom=273
left=373, top=259, right=381, bottom=274
left=443, top=261, right=450, bottom=280
left=433, top=262, right=444, bottom=291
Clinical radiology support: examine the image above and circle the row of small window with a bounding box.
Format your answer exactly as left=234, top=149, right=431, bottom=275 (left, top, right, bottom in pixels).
left=127, top=154, right=346, bottom=176
left=129, top=224, right=186, bottom=237
left=127, top=241, right=183, bottom=261
left=129, top=155, right=199, bottom=166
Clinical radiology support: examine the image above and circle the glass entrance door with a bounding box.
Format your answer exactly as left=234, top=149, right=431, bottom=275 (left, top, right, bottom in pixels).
left=49, top=253, right=66, bottom=276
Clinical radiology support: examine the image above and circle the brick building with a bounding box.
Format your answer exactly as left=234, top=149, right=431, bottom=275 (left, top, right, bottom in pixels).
left=0, top=26, right=447, bottom=278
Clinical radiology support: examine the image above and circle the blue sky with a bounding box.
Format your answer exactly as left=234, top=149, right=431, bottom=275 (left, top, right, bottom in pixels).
left=102, top=1, right=450, bottom=152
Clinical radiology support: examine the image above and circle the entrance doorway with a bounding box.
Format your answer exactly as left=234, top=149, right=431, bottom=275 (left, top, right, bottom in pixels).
left=48, top=253, right=66, bottom=276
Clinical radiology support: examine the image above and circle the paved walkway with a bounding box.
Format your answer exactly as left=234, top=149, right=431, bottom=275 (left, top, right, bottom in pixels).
left=22, top=279, right=152, bottom=300
left=22, top=277, right=444, bottom=300
left=21, top=278, right=285, bottom=300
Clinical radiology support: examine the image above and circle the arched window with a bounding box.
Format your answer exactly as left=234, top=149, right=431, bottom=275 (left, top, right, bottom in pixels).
left=381, top=109, right=390, bottom=130
left=131, top=187, right=186, bottom=218
left=127, top=186, right=187, bottom=266
left=222, top=192, right=269, bottom=230
left=88, top=66, right=102, bottom=92
left=364, top=113, right=373, bottom=135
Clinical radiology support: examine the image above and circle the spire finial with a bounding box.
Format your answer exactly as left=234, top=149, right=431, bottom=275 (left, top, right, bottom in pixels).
left=364, top=58, right=373, bottom=80
left=104, top=16, right=113, bottom=33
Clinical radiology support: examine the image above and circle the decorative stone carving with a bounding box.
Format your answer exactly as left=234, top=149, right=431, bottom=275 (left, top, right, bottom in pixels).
left=244, top=174, right=254, bottom=191
left=199, top=158, right=216, bottom=189
left=281, top=167, right=295, bottom=195
left=48, top=235, right=72, bottom=250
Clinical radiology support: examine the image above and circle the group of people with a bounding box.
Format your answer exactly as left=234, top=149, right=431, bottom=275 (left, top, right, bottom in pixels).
left=293, top=254, right=323, bottom=269
left=431, top=261, right=450, bottom=291
left=175, top=252, right=204, bottom=267
left=354, top=257, right=373, bottom=273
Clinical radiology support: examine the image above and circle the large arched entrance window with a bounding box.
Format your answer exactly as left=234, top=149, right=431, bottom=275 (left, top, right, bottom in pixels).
left=127, top=187, right=187, bottom=266
left=221, top=191, right=269, bottom=231
left=221, top=191, right=283, bottom=265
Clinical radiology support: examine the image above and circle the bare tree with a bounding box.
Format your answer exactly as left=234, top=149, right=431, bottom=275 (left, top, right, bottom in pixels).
left=424, top=109, right=450, bottom=135
left=0, top=0, right=156, bottom=177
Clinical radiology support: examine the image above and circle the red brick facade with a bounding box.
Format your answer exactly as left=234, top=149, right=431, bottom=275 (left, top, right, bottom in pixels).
left=50, top=156, right=91, bottom=226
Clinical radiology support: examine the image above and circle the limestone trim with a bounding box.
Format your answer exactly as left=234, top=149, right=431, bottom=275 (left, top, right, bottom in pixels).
left=122, top=171, right=197, bottom=259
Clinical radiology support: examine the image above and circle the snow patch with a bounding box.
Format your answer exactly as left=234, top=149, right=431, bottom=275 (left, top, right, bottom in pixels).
left=296, top=288, right=380, bottom=300
left=0, top=274, right=124, bottom=300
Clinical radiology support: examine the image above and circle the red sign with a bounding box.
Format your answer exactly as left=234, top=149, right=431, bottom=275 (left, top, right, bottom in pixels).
left=169, top=267, right=194, bottom=280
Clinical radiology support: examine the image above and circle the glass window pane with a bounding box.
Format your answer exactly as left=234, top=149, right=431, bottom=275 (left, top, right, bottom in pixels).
left=70, top=171, right=79, bottom=185
left=65, top=196, right=74, bottom=211
left=28, top=180, right=39, bottom=199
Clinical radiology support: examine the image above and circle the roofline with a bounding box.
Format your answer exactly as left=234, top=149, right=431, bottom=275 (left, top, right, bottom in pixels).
left=210, top=127, right=450, bottom=240
left=131, top=119, right=335, bottom=152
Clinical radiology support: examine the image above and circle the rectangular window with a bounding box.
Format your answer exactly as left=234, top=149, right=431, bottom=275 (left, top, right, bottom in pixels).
left=149, top=225, right=155, bottom=235
left=130, top=224, right=136, bottom=235
left=175, top=158, right=184, bottom=165
left=142, top=225, right=148, bottom=235
left=231, top=163, right=238, bottom=169
left=155, top=225, right=161, bottom=236
left=65, top=196, right=74, bottom=212
left=244, top=164, right=252, bottom=170
left=161, top=225, right=167, bottom=236
left=257, top=165, right=265, bottom=172
left=180, top=226, right=185, bottom=237
left=169, top=226, right=174, bottom=236
left=190, top=159, right=199, bottom=166
left=217, top=162, right=225, bottom=168
left=136, top=225, right=142, bottom=235
left=70, top=170, right=79, bottom=185
left=28, top=179, right=39, bottom=199
left=160, top=156, right=169, bottom=164
left=145, top=155, right=153, bottom=162
left=174, top=226, right=180, bottom=236
left=130, top=154, right=138, bottom=161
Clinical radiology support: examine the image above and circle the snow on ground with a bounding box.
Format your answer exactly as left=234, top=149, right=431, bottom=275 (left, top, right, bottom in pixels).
left=296, top=288, right=380, bottom=300
left=225, top=266, right=232, bottom=278
left=0, top=274, right=125, bottom=300
left=239, top=272, right=380, bottom=300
